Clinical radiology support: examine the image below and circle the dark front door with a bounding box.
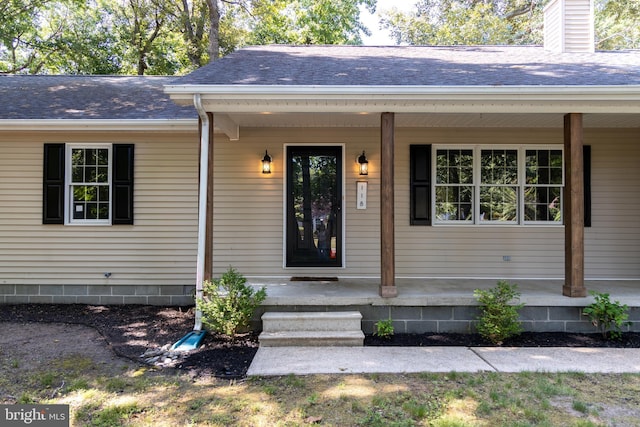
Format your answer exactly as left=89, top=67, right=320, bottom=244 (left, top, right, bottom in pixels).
left=286, top=146, right=342, bottom=267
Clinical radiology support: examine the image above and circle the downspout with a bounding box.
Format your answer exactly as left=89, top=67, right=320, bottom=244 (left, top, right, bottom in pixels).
left=193, top=93, right=209, bottom=331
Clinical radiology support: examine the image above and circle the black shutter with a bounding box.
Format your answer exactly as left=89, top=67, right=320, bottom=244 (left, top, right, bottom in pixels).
left=584, top=145, right=591, bottom=227
left=410, top=144, right=432, bottom=225
left=112, top=144, right=134, bottom=225
left=43, top=144, right=65, bottom=224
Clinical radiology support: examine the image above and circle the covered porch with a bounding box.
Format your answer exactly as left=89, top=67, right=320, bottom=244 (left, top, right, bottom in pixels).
left=247, top=278, right=640, bottom=334
left=164, top=45, right=640, bottom=333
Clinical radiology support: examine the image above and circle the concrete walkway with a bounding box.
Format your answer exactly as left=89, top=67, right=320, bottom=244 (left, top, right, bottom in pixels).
left=247, top=346, right=640, bottom=376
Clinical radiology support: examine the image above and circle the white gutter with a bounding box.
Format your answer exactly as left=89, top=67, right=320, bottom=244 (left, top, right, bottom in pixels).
left=165, top=84, right=640, bottom=98
left=165, top=85, right=640, bottom=114
left=193, top=94, right=209, bottom=332
left=0, top=119, right=197, bottom=132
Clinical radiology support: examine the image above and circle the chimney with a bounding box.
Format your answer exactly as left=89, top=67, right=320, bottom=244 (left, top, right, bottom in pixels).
left=544, top=0, right=595, bottom=53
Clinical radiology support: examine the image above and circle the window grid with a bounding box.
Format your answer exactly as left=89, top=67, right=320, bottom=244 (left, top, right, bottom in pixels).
left=67, top=145, right=112, bottom=224
left=479, top=149, right=519, bottom=223
left=434, top=149, right=474, bottom=222
left=433, top=146, right=563, bottom=225
left=524, top=149, right=564, bottom=223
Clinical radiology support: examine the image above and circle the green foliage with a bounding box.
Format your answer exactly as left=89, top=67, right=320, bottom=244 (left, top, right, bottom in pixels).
left=595, top=0, right=640, bottom=50
left=474, top=280, right=524, bottom=345
left=380, top=0, right=639, bottom=49
left=240, top=0, right=376, bottom=46
left=1, top=0, right=376, bottom=74
left=582, top=291, right=630, bottom=340
left=3, top=0, right=640, bottom=75
left=197, top=266, right=266, bottom=337
left=374, top=318, right=395, bottom=339
left=0, top=0, right=84, bottom=74
left=381, top=0, right=544, bottom=46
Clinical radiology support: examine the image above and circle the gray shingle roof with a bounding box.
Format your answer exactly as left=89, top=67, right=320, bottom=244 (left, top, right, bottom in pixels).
left=177, top=45, right=640, bottom=86
left=0, top=75, right=196, bottom=120
left=2, top=46, right=638, bottom=121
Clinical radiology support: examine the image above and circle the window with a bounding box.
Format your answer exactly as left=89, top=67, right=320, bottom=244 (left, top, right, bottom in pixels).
left=433, top=146, right=564, bottom=225
left=68, top=145, right=111, bottom=223
left=434, top=148, right=473, bottom=222
left=524, top=149, right=563, bottom=223
left=410, top=144, right=591, bottom=227
left=480, top=149, right=518, bottom=223
left=43, top=143, right=134, bottom=225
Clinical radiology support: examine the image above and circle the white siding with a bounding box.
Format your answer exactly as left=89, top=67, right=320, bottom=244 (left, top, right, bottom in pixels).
left=0, top=131, right=199, bottom=286
left=395, top=128, right=565, bottom=279
left=585, top=129, right=640, bottom=278
left=544, top=0, right=563, bottom=53
left=210, top=126, right=640, bottom=281
left=2, top=124, right=638, bottom=286
left=210, top=127, right=382, bottom=277
left=544, top=0, right=594, bottom=53
left=565, top=0, right=594, bottom=52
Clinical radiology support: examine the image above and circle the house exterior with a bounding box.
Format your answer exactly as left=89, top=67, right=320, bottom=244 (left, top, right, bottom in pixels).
left=164, top=43, right=640, bottom=294
left=0, top=76, right=200, bottom=305
left=1, top=0, right=639, bottom=333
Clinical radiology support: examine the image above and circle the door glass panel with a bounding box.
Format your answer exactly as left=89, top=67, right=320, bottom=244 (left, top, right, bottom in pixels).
left=287, top=146, right=342, bottom=267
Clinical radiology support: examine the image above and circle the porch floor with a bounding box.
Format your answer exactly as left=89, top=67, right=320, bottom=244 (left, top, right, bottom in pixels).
left=247, top=278, right=640, bottom=308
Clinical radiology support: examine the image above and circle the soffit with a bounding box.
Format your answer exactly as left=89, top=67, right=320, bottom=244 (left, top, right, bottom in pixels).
left=220, top=112, right=639, bottom=129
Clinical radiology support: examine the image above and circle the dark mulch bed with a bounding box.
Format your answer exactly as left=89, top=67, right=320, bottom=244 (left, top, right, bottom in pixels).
left=0, top=304, right=258, bottom=379
left=365, top=331, right=640, bottom=348
left=1, top=304, right=638, bottom=378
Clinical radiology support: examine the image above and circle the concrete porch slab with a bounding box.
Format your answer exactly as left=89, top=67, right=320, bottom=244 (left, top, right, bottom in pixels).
left=246, top=277, right=640, bottom=307
left=247, top=278, right=640, bottom=334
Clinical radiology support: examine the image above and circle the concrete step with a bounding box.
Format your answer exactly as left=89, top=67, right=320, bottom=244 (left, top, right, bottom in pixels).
left=261, top=311, right=362, bottom=332
left=259, top=311, right=364, bottom=347
left=259, top=330, right=365, bottom=347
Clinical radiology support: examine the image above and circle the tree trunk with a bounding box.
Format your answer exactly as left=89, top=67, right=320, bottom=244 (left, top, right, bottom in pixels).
left=205, top=0, right=220, bottom=61
left=179, top=0, right=207, bottom=67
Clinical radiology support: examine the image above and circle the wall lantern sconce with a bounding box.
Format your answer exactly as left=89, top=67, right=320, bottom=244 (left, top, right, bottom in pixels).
left=262, top=150, right=272, bottom=174
left=357, top=150, right=369, bottom=176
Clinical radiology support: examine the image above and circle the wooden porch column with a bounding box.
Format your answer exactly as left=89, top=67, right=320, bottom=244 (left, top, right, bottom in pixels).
left=563, top=113, right=587, bottom=297
left=198, top=113, right=215, bottom=281
left=380, top=112, right=397, bottom=297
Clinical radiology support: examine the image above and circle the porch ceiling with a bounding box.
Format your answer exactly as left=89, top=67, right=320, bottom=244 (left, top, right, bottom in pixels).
left=219, top=112, right=639, bottom=129
left=167, top=85, right=640, bottom=136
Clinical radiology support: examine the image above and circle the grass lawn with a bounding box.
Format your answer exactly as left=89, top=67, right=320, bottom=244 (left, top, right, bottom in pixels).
left=2, top=353, right=640, bottom=426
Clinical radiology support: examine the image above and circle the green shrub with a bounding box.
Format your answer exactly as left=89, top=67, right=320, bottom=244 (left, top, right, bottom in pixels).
left=582, top=291, right=630, bottom=340
left=474, top=280, right=524, bottom=345
left=374, top=318, right=394, bottom=339
left=197, top=266, right=266, bottom=336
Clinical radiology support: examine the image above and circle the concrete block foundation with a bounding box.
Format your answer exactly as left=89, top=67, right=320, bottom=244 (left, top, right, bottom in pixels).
left=252, top=305, right=640, bottom=334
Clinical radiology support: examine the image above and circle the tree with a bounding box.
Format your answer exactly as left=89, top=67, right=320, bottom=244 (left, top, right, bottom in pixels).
left=1, top=0, right=377, bottom=74
left=293, top=0, right=376, bottom=45
left=380, top=0, right=639, bottom=49
left=596, top=0, right=640, bottom=50
left=42, top=2, right=123, bottom=74
left=173, top=0, right=209, bottom=68
left=0, top=0, right=85, bottom=74
left=205, top=0, right=220, bottom=60
left=107, top=0, right=177, bottom=75
left=381, top=0, right=543, bottom=46
left=217, top=0, right=376, bottom=56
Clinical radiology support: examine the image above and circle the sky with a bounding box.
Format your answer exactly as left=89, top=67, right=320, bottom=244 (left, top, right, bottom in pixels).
left=361, top=0, right=417, bottom=45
